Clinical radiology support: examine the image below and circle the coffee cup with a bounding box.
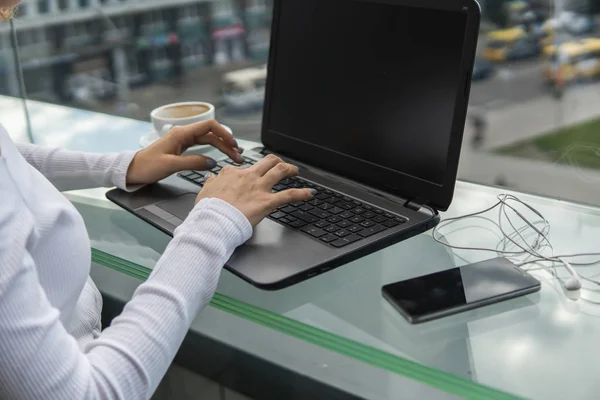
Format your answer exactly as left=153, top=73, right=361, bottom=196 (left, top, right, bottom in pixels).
left=150, top=101, right=216, bottom=137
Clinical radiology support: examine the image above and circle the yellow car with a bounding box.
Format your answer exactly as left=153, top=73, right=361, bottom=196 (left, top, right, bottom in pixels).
left=484, top=27, right=541, bottom=62
left=543, top=39, right=600, bottom=85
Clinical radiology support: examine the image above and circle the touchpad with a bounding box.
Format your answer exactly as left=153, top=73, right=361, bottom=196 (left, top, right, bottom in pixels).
left=155, top=193, right=196, bottom=220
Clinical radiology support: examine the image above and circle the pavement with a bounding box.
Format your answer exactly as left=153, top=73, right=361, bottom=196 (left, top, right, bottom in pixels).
left=468, top=80, right=600, bottom=149
left=460, top=80, right=600, bottom=205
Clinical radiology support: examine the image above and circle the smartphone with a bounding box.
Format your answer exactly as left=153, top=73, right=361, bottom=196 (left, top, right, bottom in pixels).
left=382, top=257, right=541, bottom=324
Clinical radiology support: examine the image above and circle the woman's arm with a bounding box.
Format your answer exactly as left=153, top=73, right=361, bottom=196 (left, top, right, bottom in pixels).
left=16, top=142, right=139, bottom=191
left=0, top=166, right=253, bottom=399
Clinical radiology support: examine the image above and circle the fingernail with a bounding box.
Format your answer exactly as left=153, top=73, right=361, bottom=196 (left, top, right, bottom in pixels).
left=310, top=189, right=317, bottom=196
left=206, top=158, right=217, bottom=169
left=236, top=147, right=244, bottom=154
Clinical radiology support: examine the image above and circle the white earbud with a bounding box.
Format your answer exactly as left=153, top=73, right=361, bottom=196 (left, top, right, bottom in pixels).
left=559, top=258, right=582, bottom=291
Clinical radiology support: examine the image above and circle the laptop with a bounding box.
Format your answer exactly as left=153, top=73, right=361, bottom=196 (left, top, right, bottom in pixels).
left=107, top=0, right=480, bottom=290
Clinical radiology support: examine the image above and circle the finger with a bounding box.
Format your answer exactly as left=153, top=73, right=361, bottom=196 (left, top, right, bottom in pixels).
left=173, top=120, right=243, bottom=162
left=167, top=154, right=218, bottom=173
left=200, top=133, right=243, bottom=162
left=181, top=119, right=239, bottom=152
left=262, top=162, right=298, bottom=188
left=271, top=188, right=315, bottom=208
left=251, top=154, right=283, bottom=176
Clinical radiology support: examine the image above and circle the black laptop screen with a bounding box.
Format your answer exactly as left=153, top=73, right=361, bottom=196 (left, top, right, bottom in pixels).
left=267, top=0, right=468, bottom=186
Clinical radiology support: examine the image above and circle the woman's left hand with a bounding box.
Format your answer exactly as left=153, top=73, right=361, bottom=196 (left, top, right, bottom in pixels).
left=126, top=120, right=243, bottom=185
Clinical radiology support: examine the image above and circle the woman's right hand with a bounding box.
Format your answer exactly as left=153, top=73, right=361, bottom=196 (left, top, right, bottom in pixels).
left=195, top=154, right=315, bottom=227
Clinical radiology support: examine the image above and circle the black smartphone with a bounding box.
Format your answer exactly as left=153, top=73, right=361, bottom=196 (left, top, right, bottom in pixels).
left=382, top=257, right=541, bottom=324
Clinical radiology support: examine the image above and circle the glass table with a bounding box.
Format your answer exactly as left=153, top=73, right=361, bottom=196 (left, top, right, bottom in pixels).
left=7, top=97, right=600, bottom=399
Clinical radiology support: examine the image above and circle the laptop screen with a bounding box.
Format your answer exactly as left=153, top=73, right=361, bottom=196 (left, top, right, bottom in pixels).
left=265, top=0, right=470, bottom=190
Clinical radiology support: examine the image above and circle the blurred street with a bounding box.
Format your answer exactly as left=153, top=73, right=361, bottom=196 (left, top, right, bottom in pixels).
left=85, top=58, right=565, bottom=145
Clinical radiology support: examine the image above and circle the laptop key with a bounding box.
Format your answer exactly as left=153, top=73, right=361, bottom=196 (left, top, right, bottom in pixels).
left=358, top=224, right=387, bottom=237
left=348, top=225, right=363, bottom=233
left=360, top=220, right=376, bottom=228
left=327, top=216, right=343, bottom=224
left=187, top=173, right=201, bottom=180
left=324, top=225, right=338, bottom=233
left=291, top=201, right=305, bottom=207
left=270, top=211, right=287, bottom=219
left=362, top=212, right=376, bottom=219
left=351, top=207, right=366, bottom=215
left=308, top=199, right=323, bottom=206
left=301, top=225, right=327, bottom=238
left=320, top=233, right=339, bottom=243
left=281, top=206, right=297, bottom=214
left=340, top=211, right=354, bottom=219
left=337, top=220, right=352, bottom=228
left=383, top=220, right=400, bottom=228
left=334, top=229, right=351, bottom=237
left=318, top=203, right=334, bottom=211
left=289, top=220, right=307, bottom=228
left=383, top=213, right=395, bottom=219
left=291, top=211, right=320, bottom=223
left=279, top=217, right=291, bottom=224
left=329, top=207, right=344, bottom=214
left=273, top=184, right=287, bottom=191
left=298, top=204, right=313, bottom=211
left=314, top=220, right=330, bottom=228
left=315, top=193, right=329, bottom=200
left=373, top=209, right=384, bottom=214
left=337, top=202, right=354, bottom=210
left=309, top=209, right=331, bottom=219
left=372, top=215, right=388, bottom=223
left=330, top=234, right=362, bottom=248
left=363, top=205, right=373, bottom=211
left=349, top=215, right=364, bottom=224
left=179, top=171, right=194, bottom=177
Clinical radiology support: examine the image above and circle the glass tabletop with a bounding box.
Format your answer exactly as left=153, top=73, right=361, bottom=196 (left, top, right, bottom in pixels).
left=66, top=139, right=600, bottom=400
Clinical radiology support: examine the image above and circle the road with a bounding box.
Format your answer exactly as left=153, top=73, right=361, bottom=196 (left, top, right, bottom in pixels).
left=469, top=60, right=545, bottom=109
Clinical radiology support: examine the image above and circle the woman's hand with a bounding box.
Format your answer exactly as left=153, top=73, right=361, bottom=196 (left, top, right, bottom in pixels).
left=196, top=154, right=315, bottom=227
left=126, top=120, right=243, bottom=185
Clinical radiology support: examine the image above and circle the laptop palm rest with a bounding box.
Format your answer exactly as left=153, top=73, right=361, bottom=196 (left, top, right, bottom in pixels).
left=144, top=193, right=196, bottom=227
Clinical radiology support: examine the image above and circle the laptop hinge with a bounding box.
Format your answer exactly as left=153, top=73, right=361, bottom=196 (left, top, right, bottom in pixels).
left=405, top=198, right=426, bottom=212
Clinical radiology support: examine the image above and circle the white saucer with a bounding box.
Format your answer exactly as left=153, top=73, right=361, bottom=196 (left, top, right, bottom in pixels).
left=139, top=124, right=233, bottom=151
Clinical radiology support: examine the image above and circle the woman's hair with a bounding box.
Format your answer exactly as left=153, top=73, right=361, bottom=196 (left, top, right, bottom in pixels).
left=0, top=7, right=15, bottom=20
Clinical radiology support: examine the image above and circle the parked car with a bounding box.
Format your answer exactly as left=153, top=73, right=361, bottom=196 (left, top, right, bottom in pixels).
left=472, top=59, right=494, bottom=81
left=221, top=65, right=267, bottom=112
left=483, top=27, right=542, bottom=62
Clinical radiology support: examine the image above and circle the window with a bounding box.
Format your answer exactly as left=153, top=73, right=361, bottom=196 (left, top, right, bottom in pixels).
left=5, top=0, right=600, bottom=208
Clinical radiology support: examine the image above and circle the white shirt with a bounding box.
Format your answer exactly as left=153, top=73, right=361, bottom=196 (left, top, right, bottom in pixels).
left=0, top=125, right=253, bottom=399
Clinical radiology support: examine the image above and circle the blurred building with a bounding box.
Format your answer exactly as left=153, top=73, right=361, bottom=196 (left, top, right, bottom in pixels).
left=0, top=0, right=272, bottom=102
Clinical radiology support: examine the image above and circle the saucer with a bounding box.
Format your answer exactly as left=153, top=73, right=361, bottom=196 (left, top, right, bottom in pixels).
left=139, top=124, right=233, bottom=151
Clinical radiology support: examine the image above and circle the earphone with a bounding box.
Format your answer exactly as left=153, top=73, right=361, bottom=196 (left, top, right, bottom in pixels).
left=558, top=258, right=582, bottom=291
left=432, top=194, right=599, bottom=293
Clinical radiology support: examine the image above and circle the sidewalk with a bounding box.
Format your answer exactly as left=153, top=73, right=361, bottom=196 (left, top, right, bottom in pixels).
left=460, top=82, right=600, bottom=205
left=467, top=81, right=600, bottom=150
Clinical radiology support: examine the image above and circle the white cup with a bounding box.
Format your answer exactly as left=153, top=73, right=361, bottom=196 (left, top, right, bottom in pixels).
left=150, top=101, right=216, bottom=137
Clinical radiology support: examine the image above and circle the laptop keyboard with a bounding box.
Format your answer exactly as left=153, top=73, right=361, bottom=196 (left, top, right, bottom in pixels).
left=178, top=157, right=408, bottom=248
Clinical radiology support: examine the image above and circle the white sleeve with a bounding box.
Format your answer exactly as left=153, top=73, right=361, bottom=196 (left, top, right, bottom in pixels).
left=15, top=142, right=139, bottom=192
left=0, top=173, right=253, bottom=400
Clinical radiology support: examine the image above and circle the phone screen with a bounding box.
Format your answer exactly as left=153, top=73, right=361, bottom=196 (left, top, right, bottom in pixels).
left=382, top=257, right=540, bottom=323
